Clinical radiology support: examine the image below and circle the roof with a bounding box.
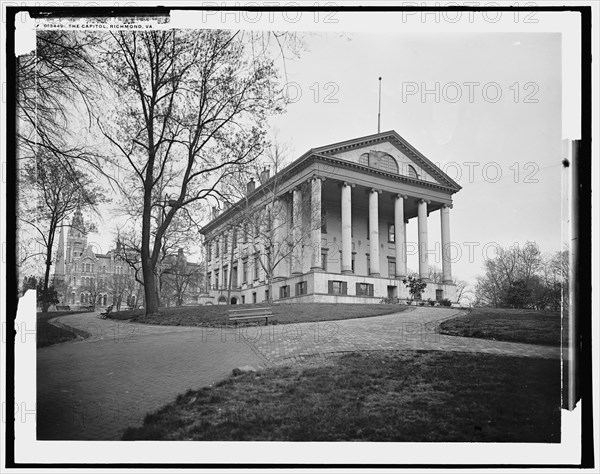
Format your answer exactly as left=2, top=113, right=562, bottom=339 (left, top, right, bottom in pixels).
left=200, top=130, right=462, bottom=235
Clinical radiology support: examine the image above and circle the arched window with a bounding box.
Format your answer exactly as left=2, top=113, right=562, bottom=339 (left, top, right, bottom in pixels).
left=407, top=164, right=419, bottom=179
left=379, top=154, right=398, bottom=173
left=71, top=292, right=75, bottom=304
left=358, top=151, right=399, bottom=174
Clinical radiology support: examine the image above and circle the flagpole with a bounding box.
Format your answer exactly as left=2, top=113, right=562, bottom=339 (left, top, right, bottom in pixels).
left=378, top=77, right=382, bottom=133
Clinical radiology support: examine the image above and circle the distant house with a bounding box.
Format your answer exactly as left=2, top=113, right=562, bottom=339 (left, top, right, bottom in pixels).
left=200, top=130, right=461, bottom=304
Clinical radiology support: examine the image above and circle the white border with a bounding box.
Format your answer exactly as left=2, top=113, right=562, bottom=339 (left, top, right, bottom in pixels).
left=2, top=0, right=597, bottom=471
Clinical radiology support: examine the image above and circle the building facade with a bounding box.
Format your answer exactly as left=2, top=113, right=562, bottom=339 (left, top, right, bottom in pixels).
left=53, top=209, right=143, bottom=310
left=200, top=131, right=461, bottom=305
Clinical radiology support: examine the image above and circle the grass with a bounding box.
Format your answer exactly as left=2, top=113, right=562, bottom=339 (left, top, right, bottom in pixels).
left=108, top=303, right=410, bottom=327
left=438, top=308, right=561, bottom=347
left=37, top=311, right=90, bottom=348
left=122, top=350, right=561, bottom=442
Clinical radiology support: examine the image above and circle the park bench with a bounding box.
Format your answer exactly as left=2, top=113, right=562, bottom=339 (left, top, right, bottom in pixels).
left=56, top=305, right=71, bottom=311
left=228, top=307, right=274, bottom=326
left=99, top=305, right=114, bottom=320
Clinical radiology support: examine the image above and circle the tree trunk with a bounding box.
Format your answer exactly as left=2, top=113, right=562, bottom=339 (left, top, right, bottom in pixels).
left=42, top=227, right=55, bottom=313
left=144, top=265, right=160, bottom=316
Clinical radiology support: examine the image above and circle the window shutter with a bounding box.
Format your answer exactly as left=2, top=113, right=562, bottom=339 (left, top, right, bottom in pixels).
left=342, top=281, right=348, bottom=295
left=328, top=280, right=333, bottom=294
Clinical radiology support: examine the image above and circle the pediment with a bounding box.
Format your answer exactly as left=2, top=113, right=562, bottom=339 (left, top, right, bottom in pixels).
left=313, top=131, right=461, bottom=191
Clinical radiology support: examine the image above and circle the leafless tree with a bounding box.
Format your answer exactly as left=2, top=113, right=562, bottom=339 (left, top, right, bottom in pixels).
left=96, top=30, right=288, bottom=316
left=215, top=141, right=322, bottom=304
left=20, top=154, right=104, bottom=312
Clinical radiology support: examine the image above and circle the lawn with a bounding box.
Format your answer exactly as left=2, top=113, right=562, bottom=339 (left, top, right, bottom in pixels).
left=37, top=311, right=90, bottom=348
left=109, top=303, right=409, bottom=327
left=122, top=350, right=561, bottom=442
left=438, top=307, right=561, bottom=347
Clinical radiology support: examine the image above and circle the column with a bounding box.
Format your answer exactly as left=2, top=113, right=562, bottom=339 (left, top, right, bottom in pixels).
left=369, top=189, right=380, bottom=276
left=441, top=204, right=453, bottom=283
left=394, top=194, right=407, bottom=277
left=236, top=229, right=243, bottom=287
left=403, top=219, right=408, bottom=271
left=292, top=187, right=303, bottom=274
left=310, top=177, right=323, bottom=270
left=273, top=197, right=287, bottom=279
left=417, top=199, right=430, bottom=280
left=341, top=182, right=353, bottom=273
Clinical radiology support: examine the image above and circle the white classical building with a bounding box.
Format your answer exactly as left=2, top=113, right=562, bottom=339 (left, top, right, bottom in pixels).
left=200, top=130, right=461, bottom=304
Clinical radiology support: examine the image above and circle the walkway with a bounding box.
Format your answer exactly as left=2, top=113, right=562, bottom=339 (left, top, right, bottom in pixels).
left=37, top=312, right=265, bottom=440
left=37, top=307, right=559, bottom=440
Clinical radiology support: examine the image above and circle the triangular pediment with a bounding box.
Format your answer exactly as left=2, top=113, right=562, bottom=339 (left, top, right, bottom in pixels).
left=312, top=130, right=461, bottom=191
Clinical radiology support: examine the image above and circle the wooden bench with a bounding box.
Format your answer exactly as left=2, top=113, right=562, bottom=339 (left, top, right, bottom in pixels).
left=228, top=307, right=273, bottom=326
left=99, top=305, right=114, bottom=320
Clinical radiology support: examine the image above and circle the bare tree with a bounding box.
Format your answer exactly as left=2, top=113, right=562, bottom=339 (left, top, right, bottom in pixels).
left=428, top=265, right=470, bottom=303
left=216, top=142, right=323, bottom=304
left=96, top=30, right=286, bottom=316
left=20, top=154, right=104, bottom=312
left=16, top=31, right=107, bottom=175
left=474, top=242, right=564, bottom=309
left=161, top=251, right=203, bottom=307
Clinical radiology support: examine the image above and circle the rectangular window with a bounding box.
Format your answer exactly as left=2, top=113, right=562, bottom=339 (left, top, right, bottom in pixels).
left=265, top=289, right=269, bottom=301
left=232, top=229, right=237, bottom=249
left=388, top=258, right=396, bottom=278
left=254, top=254, right=260, bottom=280
left=252, top=292, right=257, bottom=304
left=296, top=281, right=307, bottom=296
left=388, top=223, right=395, bottom=243
left=436, top=289, right=444, bottom=301
left=328, top=280, right=347, bottom=295
left=241, top=295, right=245, bottom=304
left=215, top=238, right=220, bottom=258
left=224, top=233, right=228, bottom=254
left=215, top=271, right=219, bottom=289
left=366, top=254, right=371, bottom=275
left=242, top=259, right=248, bottom=283
left=356, top=282, right=374, bottom=297
left=243, top=224, right=248, bottom=242
left=223, top=267, right=228, bottom=288
left=207, top=242, right=212, bottom=261
left=321, top=251, right=328, bottom=271
left=279, top=285, right=290, bottom=299
left=207, top=272, right=212, bottom=290
left=321, top=213, right=327, bottom=234
left=351, top=253, right=356, bottom=273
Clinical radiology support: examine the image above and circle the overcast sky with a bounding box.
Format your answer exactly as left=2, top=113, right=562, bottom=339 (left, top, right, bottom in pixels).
left=86, top=30, right=562, bottom=286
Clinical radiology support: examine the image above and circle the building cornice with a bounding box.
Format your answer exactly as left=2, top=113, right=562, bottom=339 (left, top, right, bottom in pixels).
left=201, top=151, right=459, bottom=236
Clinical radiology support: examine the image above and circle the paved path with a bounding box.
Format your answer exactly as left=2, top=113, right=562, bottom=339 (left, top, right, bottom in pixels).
left=245, top=307, right=560, bottom=363
left=37, top=312, right=265, bottom=440
left=37, top=307, right=559, bottom=440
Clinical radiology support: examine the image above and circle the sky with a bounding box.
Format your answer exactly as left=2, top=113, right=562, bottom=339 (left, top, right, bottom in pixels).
left=81, top=29, right=562, bottom=286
